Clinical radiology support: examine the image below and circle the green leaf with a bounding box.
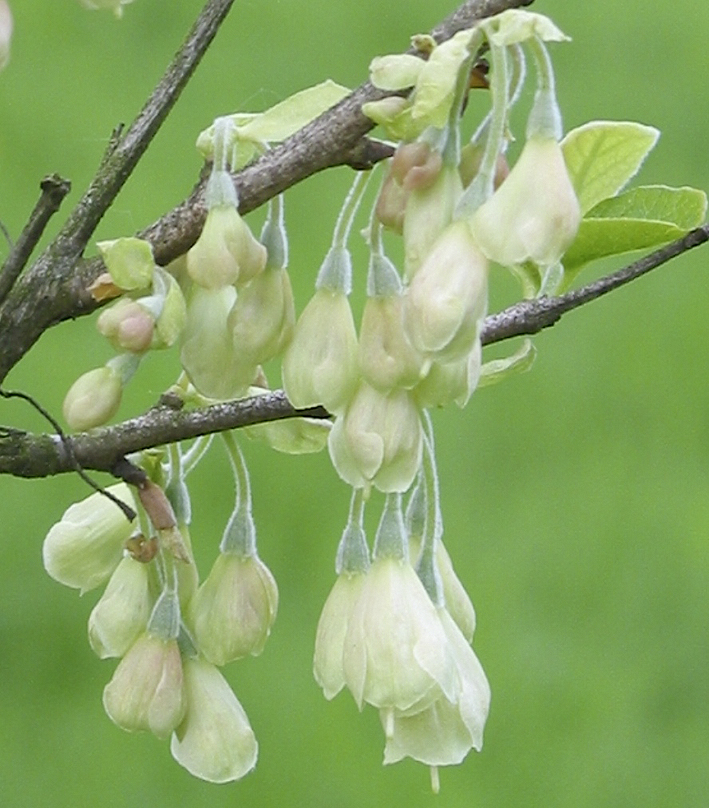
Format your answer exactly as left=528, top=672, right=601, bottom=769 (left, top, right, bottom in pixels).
left=588, top=184, right=707, bottom=229
left=96, top=237, right=155, bottom=290
left=195, top=82, right=350, bottom=166
left=561, top=121, right=659, bottom=214
left=562, top=184, right=707, bottom=281
left=563, top=219, right=685, bottom=279
left=237, top=80, right=350, bottom=143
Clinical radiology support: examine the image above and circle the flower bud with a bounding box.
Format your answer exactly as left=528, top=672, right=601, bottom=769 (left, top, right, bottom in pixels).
left=187, top=552, right=278, bottom=666
left=42, top=483, right=136, bottom=593
left=170, top=657, right=257, bottom=783
left=403, top=220, right=488, bottom=363
left=103, top=633, right=185, bottom=739
left=180, top=285, right=255, bottom=399
left=459, top=141, right=509, bottom=190
left=187, top=205, right=266, bottom=289
left=97, top=298, right=155, bottom=353
left=88, top=556, right=152, bottom=659
left=413, top=340, right=482, bottom=410
left=152, top=269, right=187, bottom=349
left=403, top=162, right=463, bottom=280
left=63, top=365, right=123, bottom=431
left=375, top=143, right=443, bottom=234
left=328, top=383, right=423, bottom=494
left=96, top=237, right=154, bottom=291
left=228, top=266, right=295, bottom=365
left=358, top=292, right=425, bottom=392
left=282, top=288, right=359, bottom=413
left=313, top=571, right=366, bottom=700
left=470, top=135, right=581, bottom=269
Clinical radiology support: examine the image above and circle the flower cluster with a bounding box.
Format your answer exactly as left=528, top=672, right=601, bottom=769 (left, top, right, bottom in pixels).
left=48, top=7, right=588, bottom=792
left=42, top=438, right=276, bottom=783
left=314, top=486, right=489, bottom=792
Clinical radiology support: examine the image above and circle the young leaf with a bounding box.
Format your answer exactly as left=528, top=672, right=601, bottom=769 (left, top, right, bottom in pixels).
left=588, top=185, right=707, bottom=229
left=237, top=80, right=350, bottom=143
left=562, top=184, right=707, bottom=280
left=561, top=121, right=659, bottom=214
left=563, top=218, right=685, bottom=278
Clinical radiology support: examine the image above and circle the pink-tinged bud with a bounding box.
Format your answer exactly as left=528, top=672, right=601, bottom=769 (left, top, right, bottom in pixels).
left=170, top=657, right=257, bottom=783
left=470, top=135, right=581, bottom=268
left=459, top=141, right=509, bottom=190
left=97, top=298, right=155, bottom=353
left=103, top=633, right=185, bottom=739
left=63, top=366, right=122, bottom=431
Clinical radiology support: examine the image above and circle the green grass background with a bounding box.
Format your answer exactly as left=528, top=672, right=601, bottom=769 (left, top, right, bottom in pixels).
left=1, top=1, right=709, bottom=806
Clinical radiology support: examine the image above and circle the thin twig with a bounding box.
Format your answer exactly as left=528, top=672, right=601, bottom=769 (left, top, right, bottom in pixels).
left=0, top=0, right=238, bottom=384
left=1, top=225, right=707, bottom=481
left=0, top=388, right=136, bottom=520
left=0, top=175, right=71, bottom=306
left=480, top=224, right=709, bottom=345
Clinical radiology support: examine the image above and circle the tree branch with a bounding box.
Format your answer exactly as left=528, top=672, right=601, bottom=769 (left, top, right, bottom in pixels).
left=0, top=0, right=238, bottom=384
left=0, top=0, right=532, bottom=385
left=0, top=174, right=71, bottom=306
left=2, top=225, right=707, bottom=480
left=480, top=224, right=709, bottom=345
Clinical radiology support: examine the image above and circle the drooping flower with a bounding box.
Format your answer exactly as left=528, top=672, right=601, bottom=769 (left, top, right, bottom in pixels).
left=282, top=285, right=359, bottom=413
left=342, top=555, right=457, bottom=713
left=103, top=632, right=185, bottom=739
left=328, top=382, right=423, bottom=494
left=381, top=609, right=490, bottom=766
left=88, top=555, right=153, bottom=659
left=470, top=134, right=581, bottom=269
left=186, top=204, right=266, bottom=289
left=314, top=570, right=367, bottom=700
left=187, top=552, right=278, bottom=666
left=180, top=285, right=256, bottom=399
left=403, top=219, right=488, bottom=364
left=170, top=656, right=258, bottom=783
left=42, top=483, right=136, bottom=593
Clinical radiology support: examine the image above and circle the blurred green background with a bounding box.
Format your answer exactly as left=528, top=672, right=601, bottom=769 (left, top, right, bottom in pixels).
left=2, top=1, right=709, bottom=806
